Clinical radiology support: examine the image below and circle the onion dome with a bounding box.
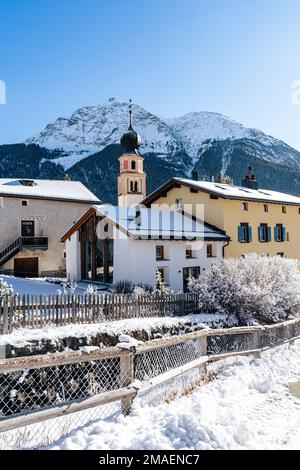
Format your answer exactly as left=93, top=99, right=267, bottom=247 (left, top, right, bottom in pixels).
left=120, top=99, right=142, bottom=154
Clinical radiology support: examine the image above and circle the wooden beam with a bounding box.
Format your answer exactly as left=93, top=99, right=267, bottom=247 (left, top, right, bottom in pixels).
left=0, top=347, right=132, bottom=374
left=0, top=387, right=137, bottom=433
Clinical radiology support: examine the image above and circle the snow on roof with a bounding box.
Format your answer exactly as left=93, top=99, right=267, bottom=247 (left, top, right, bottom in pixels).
left=94, top=205, right=228, bottom=240
left=175, top=178, right=300, bottom=205
left=0, top=179, right=100, bottom=203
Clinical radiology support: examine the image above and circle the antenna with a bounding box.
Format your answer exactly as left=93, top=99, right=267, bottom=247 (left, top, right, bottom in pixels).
left=129, top=98, right=133, bottom=129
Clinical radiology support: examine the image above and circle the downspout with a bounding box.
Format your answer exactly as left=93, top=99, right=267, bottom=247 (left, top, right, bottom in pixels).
left=222, top=240, right=230, bottom=258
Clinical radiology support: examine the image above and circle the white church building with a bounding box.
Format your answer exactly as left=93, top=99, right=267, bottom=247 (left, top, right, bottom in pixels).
left=62, top=110, right=229, bottom=292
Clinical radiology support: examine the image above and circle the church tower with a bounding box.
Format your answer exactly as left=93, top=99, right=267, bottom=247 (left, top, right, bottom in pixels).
left=118, top=101, right=146, bottom=207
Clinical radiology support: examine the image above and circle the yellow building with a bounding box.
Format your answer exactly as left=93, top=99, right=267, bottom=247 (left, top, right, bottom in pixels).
left=142, top=169, right=300, bottom=260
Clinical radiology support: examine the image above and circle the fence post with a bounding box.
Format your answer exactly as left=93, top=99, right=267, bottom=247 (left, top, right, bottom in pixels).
left=2, top=295, right=9, bottom=334
left=181, top=293, right=186, bottom=315
left=252, top=329, right=262, bottom=357
left=120, top=353, right=135, bottom=415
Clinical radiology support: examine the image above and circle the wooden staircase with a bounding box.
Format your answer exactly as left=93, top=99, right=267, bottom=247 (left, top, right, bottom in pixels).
left=0, top=237, right=48, bottom=267
left=0, top=238, right=22, bottom=266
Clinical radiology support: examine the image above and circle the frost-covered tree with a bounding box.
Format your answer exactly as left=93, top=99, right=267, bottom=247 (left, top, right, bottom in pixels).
left=188, top=254, right=300, bottom=325
left=214, top=172, right=233, bottom=185
left=0, top=279, right=13, bottom=298
left=154, top=269, right=169, bottom=295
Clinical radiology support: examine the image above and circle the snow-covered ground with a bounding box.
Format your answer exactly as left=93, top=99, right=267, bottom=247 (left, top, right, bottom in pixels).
left=0, top=313, right=227, bottom=348
left=0, top=275, right=109, bottom=296
left=48, top=342, right=300, bottom=450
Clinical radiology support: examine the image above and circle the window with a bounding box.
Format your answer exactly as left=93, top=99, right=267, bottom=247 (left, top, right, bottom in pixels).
left=274, top=224, right=286, bottom=242
left=263, top=204, right=268, bottom=213
left=242, top=202, right=248, bottom=211
left=183, top=266, right=200, bottom=292
left=238, top=223, right=252, bottom=243
left=282, top=206, right=287, bottom=214
left=131, top=160, right=136, bottom=170
left=22, top=200, right=28, bottom=207
left=19, top=179, right=34, bottom=187
left=186, top=246, right=195, bottom=258
left=259, top=223, right=271, bottom=243
left=175, top=198, right=183, bottom=210
left=156, top=245, right=164, bottom=260
left=123, top=160, right=128, bottom=170
left=277, top=252, right=285, bottom=257
left=130, top=180, right=139, bottom=193
left=207, top=244, right=213, bottom=257
left=298, top=208, right=300, bottom=215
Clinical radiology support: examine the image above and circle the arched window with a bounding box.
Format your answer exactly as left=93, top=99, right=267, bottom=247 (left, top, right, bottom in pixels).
left=131, top=160, right=136, bottom=170
left=130, top=180, right=139, bottom=193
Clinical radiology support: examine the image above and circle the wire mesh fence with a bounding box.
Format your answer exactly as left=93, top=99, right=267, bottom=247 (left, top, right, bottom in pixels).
left=0, top=317, right=299, bottom=449
left=134, top=337, right=206, bottom=381
left=0, top=357, right=122, bottom=418
left=206, top=332, right=257, bottom=355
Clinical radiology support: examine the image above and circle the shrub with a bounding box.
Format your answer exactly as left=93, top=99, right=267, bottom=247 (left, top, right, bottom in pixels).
left=188, top=254, right=300, bottom=325
left=154, top=269, right=170, bottom=295
left=0, top=278, right=13, bottom=298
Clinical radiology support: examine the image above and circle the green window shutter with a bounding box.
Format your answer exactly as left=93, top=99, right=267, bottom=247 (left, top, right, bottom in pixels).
left=267, top=226, right=271, bottom=242
left=274, top=226, right=279, bottom=242
left=248, top=226, right=252, bottom=242
left=282, top=227, right=286, bottom=241
left=238, top=226, right=244, bottom=242
left=259, top=226, right=264, bottom=242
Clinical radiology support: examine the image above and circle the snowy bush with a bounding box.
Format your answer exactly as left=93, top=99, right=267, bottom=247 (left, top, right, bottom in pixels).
left=86, top=284, right=98, bottom=295
left=154, top=269, right=170, bottom=295
left=188, top=254, right=300, bottom=325
left=0, top=278, right=13, bottom=298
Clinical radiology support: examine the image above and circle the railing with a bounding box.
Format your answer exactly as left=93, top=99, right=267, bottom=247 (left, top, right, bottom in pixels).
left=0, top=237, right=48, bottom=266
left=0, top=292, right=200, bottom=334
left=0, top=317, right=299, bottom=449
left=21, top=237, right=48, bottom=250
left=0, top=238, right=22, bottom=265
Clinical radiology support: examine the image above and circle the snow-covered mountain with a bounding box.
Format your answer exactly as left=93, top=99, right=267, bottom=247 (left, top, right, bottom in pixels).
left=27, top=98, right=182, bottom=170
left=167, top=111, right=300, bottom=169
left=26, top=98, right=300, bottom=172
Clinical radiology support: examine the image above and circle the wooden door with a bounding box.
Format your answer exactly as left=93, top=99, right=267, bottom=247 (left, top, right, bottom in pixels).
left=14, top=257, right=39, bottom=278
left=21, top=220, right=35, bottom=237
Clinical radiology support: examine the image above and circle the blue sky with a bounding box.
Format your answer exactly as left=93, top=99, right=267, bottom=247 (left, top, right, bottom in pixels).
left=1, top=0, right=300, bottom=149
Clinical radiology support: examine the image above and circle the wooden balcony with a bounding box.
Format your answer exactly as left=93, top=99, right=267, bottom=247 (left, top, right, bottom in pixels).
left=21, top=237, right=48, bottom=250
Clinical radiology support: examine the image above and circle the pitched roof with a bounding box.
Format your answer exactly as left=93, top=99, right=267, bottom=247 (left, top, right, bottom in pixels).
left=0, top=179, right=100, bottom=204
left=142, top=177, right=300, bottom=206
left=61, top=204, right=229, bottom=242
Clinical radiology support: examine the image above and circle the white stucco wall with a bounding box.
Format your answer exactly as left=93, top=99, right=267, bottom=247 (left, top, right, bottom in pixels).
left=66, top=231, right=81, bottom=281
left=66, top=225, right=226, bottom=291
left=0, top=196, right=93, bottom=275
left=114, top=238, right=224, bottom=292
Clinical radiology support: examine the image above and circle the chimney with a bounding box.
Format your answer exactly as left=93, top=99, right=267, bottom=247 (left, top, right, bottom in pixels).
left=242, top=166, right=258, bottom=190
left=191, top=168, right=199, bottom=181
left=64, top=174, right=71, bottom=181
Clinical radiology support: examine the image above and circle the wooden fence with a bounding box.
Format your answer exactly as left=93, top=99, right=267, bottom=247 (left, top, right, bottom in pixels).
left=0, top=292, right=200, bottom=334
